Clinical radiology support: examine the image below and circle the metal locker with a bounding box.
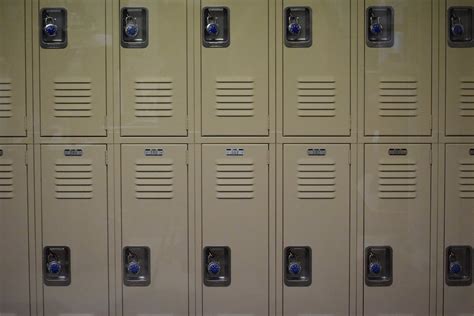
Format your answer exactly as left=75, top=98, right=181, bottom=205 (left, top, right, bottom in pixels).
left=121, top=144, right=188, bottom=314
left=201, top=0, right=269, bottom=136
left=0, top=145, right=30, bottom=315
left=39, top=0, right=107, bottom=137
left=283, top=144, right=350, bottom=315
left=120, top=0, right=188, bottom=136
left=446, top=1, right=474, bottom=136
left=444, top=144, right=474, bottom=314
left=0, top=0, right=27, bottom=137
left=283, top=0, right=351, bottom=136
left=364, top=0, right=432, bottom=136
left=201, top=144, right=269, bottom=314
left=364, top=144, right=431, bottom=315
left=41, top=145, right=108, bottom=315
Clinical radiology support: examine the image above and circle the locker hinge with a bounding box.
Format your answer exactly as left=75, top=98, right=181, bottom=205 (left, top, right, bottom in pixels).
left=105, top=150, right=109, bottom=165
left=268, top=117, right=271, bottom=131
left=24, top=116, right=28, bottom=132
left=348, top=148, right=352, bottom=165
left=104, top=116, right=108, bottom=131
left=267, top=150, right=271, bottom=165
left=430, top=149, right=432, bottom=165
left=186, top=150, right=189, bottom=165
left=25, top=149, right=28, bottom=165
left=186, top=116, right=189, bottom=131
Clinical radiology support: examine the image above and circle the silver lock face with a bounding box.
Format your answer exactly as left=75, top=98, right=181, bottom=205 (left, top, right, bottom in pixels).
left=43, top=16, right=58, bottom=37
left=288, top=15, right=302, bottom=35
left=124, top=16, right=139, bottom=38
left=206, top=16, right=219, bottom=36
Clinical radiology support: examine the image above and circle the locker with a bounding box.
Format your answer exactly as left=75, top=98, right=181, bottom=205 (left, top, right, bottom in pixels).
left=444, top=144, right=474, bottom=314
left=201, top=144, right=269, bottom=314
left=283, top=144, right=350, bottom=315
left=201, top=0, right=270, bottom=136
left=121, top=144, right=189, bottom=315
left=446, top=1, right=474, bottom=136
left=41, top=145, right=108, bottom=315
left=283, top=0, right=351, bottom=136
left=365, top=0, right=432, bottom=136
left=0, top=0, right=27, bottom=137
left=120, top=0, right=188, bottom=136
left=0, top=145, right=30, bottom=315
left=364, top=144, right=431, bottom=315
left=39, top=0, right=107, bottom=137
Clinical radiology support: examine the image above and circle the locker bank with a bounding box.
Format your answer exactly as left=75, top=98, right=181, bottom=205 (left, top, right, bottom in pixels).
left=0, top=0, right=473, bottom=315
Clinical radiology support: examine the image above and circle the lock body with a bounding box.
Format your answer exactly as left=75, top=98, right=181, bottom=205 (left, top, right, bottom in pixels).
left=448, top=7, right=474, bottom=48
left=366, top=6, right=394, bottom=48
left=446, top=246, right=472, bottom=286
left=40, top=8, right=67, bottom=48
left=285, top=7, right=312, bottom=48
left=202, top=7, right=230, bottom=48
left=43, top=246, right=71, bottom=286
left=365, top=246, right=393, bottom=287
left=121, top=7, right=148, bottom=48
left=123, top=247, right=150, bottom=286
left=284, top=247, right=312, bottom=287
left=203, top=246, right=231, bottom=286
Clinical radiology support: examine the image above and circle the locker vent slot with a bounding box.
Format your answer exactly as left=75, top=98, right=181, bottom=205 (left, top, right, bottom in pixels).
left=459, top=159, right=474, bottom=199
left=135, top=158, right=174, bottom=199
left=134, top=79, right=173, bottom=117
left=378, top=79, right=418, bottom=117
left=0, top=159, right=14, bottom=199
left=54, top=159, right=93, bottom=199
left=297, top=78, right=336, bottom=117
left=0, top=81, right=12, bottom=118
left=53, top=81, right=93, bottom=117
left=297, top=158, right=336, bottom=199
left=215, top=78, right=255, bottom=117
left=378, top=159, right=417, bottom=199
left=459, top=80, right=474, bottom=117
left=216, top=158, right=255, bottom=199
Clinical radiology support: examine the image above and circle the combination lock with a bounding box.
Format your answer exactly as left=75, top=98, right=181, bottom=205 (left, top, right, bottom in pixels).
left=451, top=15, right=464, bottom=36
left=288, top=15, right=302, bottom=35
left=124, top=15, right=139, bottom=38
left=206, top=15, right=219, bottom=36
left=369, top=15, right=383, bottom=35
left=43, top=16, right=58, bottom=37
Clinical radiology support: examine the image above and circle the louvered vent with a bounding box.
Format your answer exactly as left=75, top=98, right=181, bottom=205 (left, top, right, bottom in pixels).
left=459, top=158, right=474, bottom=199
left=459, top=80, right=474, bottom=117
left=215, top=78, right=255, bottom=117
left=0, top=158, right=14, bottom=199
left=297, top=78, right=336, bottom=117
left=216, top=158, right=255, bottom=199
left=378, top=79, right=418, bottom=117
left=54, top=159, right=93, bottom=199
left=0, top=81, right=12, bottom=118
left=134, top=79, right=173, bottom=117
left=135, top=158, right=174, bottom=199
left=378, top=158, right=417, bottom=199
left=297, top=158, right=336, bottom=199
left=54, top=80, right=92, bottom=117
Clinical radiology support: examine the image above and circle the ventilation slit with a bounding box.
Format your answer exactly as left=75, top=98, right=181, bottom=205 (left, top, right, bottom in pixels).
left=216, top=158, right=255, bottom=199
left=54, top=80, right=93, bottom=117
left=297, top=158, right=336, bottom=199
left=378, top=79, right=418, bottom=117
left=297, top=78, right=336, bottom=117
left=378, top=159, right=417, bottom=199
left=54, top=159, right=93, bottom=199
left=0, top=81, right=13, bottom=118
left=215, top=78, right=255, bottom=117
left=135, top=158, right=174, bottom=199
left=0, top=158, right=14, bottom=199
left=459, top=159, right=474, bottom=199
left=459, top=80, right=474, bottom=117
left=134, top=79, right=173, bottom=118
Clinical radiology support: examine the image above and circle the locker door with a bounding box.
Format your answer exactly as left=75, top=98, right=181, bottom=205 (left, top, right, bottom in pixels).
left=283, top=0, right=351, bottom=136
left=202, top=144, right=269, bottom=314
left=283, top=144, right=350, bottom=315
left=364, top=144, right=431, bottom=315
left=120, top=0, right=188, bottom=136
left=0, top=145, right=29, bottom=315
left=41, top=145, right=108, bottom=316
left=201, top=0, right=269, bottom=136
left=446, top=1, right=474, bottom=136
left=0, top=0, right=27, bottom=137
left=39, top=0, right=107, bottom=137
left=365, top=0, right=432, bottom=136
left=121, top=144, right=188, bottom=314
left=444, top=144, right=474, bottom=314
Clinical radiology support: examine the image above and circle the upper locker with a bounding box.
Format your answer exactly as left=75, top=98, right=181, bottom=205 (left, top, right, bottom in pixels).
left=364, top=0, right=432, bottom=136
left=445, top=1, right=474, bottom=136
left=364, top=144, right=431, bottom=315
left=39, top=0, right=107, bottom=137
left=283, top=0, right=351, bottom=136
left=201, top=144, right=269, bottom=314
left=0, top=0, right=27, bottom=137
left=120, top=1, right=188, bottom=136
left=201, top=0, right=270, bottom=136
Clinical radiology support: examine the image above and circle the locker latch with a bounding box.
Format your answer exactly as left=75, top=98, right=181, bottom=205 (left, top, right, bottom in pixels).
left=203, top=246, right=231, bottom=286
left=448, top=7, right=474, bottom=48
left=43, top=246, right=70, bottom=286
left=123, top=246, right=150, bottom=286
left=285, top=7, right=312, bottom=48
left=366, top=6, right=394, bottom=48
left=202, top=7, right=230, bottom=48
left=446, top=246, right=472, bottom=286
left=365, top=246, right=392, bottom=286
left=40, top=8, right=67, bottom=49
left=284, top=247, right=312, bottom=287
left=121, top=8, right=148, bottom=48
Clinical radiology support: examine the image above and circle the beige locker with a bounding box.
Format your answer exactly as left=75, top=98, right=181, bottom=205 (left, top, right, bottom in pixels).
left=121, top=144, right=188, bottom=315
left=201, top=0, right=269, bottom=136
left=445, top=0, right=474, bottom=136
left=365, top=0, right=432, bottom=136
left=444, top=144, right=474, bottom=314
left=0, top=0, right=27, bottom=137
left=39, top=0, right=107, bottom=137
left=364, top=144, right=431, bottom=315
left=283, top=0, right=351, bottom=136
left=120, top=0, right=188, bottom=136
left=283, top=144, right=350, bottom=315
left=201, top=144, right=269, bottom=314
left=41, top=145, right=108, bottom=315
left=0, top=145, right=30, bottom=315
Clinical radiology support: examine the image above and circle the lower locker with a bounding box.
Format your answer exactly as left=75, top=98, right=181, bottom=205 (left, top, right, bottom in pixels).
left=201, top=144, right=269, bottom=315
left=282, top=144, right=350, bottom=315
left=364, top=144, right=432, bottom=315
left=121, top=144, right=189, bottom=315
left=40, top=145, right=109, bottom=315
left=0, top=145, right=30, bottom=315
left=444, top=144, right=474, bottom=315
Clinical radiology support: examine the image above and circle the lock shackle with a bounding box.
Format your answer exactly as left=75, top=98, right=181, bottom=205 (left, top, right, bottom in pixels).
left=44, top=16, right=55, bottom=25
left=125, top=15, right=137, bottom=24
left=207, top=14, right=217, bottom=25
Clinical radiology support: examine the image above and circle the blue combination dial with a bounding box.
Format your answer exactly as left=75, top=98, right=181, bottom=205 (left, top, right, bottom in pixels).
left=127, top=261, right=141, bottom=275
left=449, top=261, right=462, bottom=274
left=207, top=261, right=221, bottom=275
left=369, top=262, right=382, bottom=274
left=288, top=262, right=302, bottom=275
left=47, top=260, right=61, bottom=274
